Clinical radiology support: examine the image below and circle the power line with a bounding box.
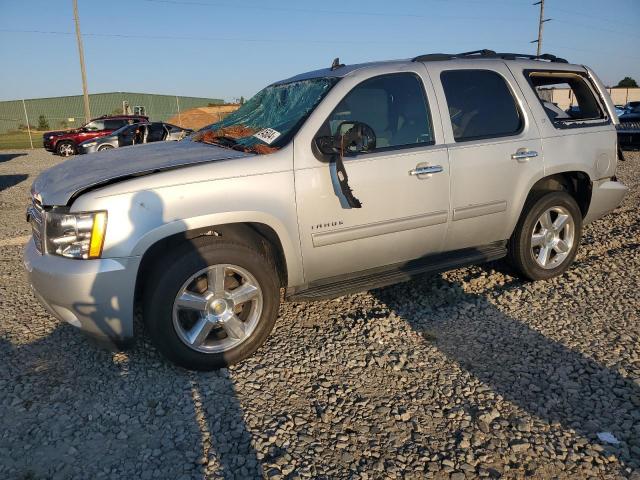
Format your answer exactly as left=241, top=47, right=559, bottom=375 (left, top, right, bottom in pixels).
left=139, top=0, right=523, bottom=21
left=551, top=6, right=636, bottom=29
left=1, top=29, right=639, bottom=62
left=553, top=18, right=640, bottom=39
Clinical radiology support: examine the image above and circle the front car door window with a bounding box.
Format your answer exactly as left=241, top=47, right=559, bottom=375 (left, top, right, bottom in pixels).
left=323, top=73, right=434, bottom=151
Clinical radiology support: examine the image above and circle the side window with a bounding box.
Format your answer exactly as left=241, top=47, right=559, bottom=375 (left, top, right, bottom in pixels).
left=84, top=120, right=105, bottom=131
left=441, top=69, right=523, bottom=142
left=147, top=123, right=166, bottom=142
left=528, top=72, right=606, bottom=126
left=324, top=73, right=433, bottom=150
left=104, top=119, right=126, bottom=130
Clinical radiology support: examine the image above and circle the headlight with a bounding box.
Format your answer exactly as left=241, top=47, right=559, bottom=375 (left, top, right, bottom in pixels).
left=83, top=141, right=97, bottom=147
left=45, top=210, right=107, bottom=259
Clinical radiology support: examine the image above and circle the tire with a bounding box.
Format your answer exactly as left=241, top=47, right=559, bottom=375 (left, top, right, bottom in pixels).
left=56, top=141, right=76, bottom=157
left=97, top=144, right=114, bottom=151
left=508, top=191, right=582, bottom=281
left=143, top=237, right=280, bottom=370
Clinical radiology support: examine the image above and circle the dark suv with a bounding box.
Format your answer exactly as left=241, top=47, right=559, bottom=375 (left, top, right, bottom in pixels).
left=43, top=115, right=148, bottom=156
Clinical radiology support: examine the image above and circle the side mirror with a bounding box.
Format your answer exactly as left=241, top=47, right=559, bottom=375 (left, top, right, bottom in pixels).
left=315, top=121, right=377, bottom=157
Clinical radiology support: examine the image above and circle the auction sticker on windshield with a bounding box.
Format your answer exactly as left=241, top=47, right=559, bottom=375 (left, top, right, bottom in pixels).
left=253, top=128, right=281, bottom=144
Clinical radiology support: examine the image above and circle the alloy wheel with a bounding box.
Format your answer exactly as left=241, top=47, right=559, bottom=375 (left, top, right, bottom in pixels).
left=530, top=206, right=575, bottom=269
left=58, top=143, right=74, bottom=157
left=172, top=264, right=263, bottom=353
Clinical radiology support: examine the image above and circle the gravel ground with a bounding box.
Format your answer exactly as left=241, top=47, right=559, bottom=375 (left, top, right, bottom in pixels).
left=0, top=149, right=639, bottom=480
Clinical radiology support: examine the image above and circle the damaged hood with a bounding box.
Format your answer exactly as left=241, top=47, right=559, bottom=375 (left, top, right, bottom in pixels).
left=32, top=140, right=252, bottom=206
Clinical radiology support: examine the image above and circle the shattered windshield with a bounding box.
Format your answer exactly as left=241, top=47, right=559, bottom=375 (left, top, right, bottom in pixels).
left=192, top=77, right=339, bottom=154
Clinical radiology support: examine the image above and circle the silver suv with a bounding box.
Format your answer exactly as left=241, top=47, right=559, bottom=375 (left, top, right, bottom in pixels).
left=24, top=50, right=628, bottom=370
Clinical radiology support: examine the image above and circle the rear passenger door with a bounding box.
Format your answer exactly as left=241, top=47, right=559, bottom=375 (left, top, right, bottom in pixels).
left=427, top=62, right=543, bottom=250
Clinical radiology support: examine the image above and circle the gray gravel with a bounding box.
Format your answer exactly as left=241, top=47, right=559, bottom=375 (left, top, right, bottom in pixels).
left=1, top=149, right=639, bottom=479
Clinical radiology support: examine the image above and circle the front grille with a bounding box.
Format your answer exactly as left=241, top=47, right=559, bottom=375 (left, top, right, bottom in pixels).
left=27, top=198, right=44, bottom=254
left=617, top=121, right=640, bottom=132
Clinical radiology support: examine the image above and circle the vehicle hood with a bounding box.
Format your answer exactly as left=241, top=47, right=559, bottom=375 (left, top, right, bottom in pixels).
left=32, top=140, right=252, bottom=206
left=44, top=128, right=82, bottom=137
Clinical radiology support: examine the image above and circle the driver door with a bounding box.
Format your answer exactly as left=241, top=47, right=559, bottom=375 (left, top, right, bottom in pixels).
left=294, top=70, right=451, bottom=283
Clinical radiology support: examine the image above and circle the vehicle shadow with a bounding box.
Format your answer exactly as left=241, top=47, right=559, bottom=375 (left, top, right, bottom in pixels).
left=1, top=191, right=261, bottom=478
left=0, top=329, right=261, bottom=478
left=369, top=270, right=640, bottom=472
left=0, top=152, right=27, bottom=163
left=0, top=174, right=28, bottom=192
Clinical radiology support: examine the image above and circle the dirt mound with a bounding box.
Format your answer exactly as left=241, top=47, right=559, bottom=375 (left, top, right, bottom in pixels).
left=169, top=104, right=240, bottom=130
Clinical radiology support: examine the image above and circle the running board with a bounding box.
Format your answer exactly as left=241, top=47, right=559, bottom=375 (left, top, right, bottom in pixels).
left=286, top=242, right=507, bottom=301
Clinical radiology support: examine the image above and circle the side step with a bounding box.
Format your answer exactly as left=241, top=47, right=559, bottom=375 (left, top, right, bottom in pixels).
left=287, top=241, right=507, bottom=301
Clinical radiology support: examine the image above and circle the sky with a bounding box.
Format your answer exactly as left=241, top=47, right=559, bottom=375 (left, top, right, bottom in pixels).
left=0, top=0, right=639, bottom=102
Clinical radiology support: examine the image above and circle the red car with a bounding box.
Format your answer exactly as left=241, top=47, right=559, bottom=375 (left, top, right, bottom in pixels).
left=43, top=115, right=148, bottom=156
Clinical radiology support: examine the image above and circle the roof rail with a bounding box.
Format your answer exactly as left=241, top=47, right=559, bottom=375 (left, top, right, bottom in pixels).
left=412, top=50, right=568, bottom=63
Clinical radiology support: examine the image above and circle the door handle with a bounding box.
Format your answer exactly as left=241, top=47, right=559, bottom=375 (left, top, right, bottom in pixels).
left=511, top=149, right=538, bottom=162
left=409, top=165, right=443, bottom=177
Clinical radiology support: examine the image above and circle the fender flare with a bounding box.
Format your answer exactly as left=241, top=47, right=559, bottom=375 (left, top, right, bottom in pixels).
left=130, top=210, right=304, bottom=287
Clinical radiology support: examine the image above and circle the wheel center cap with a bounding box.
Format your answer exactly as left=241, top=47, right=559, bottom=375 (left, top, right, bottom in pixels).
left=545, top=231, right=555, bottom=244
left=210, top=299, right=228, bottom=315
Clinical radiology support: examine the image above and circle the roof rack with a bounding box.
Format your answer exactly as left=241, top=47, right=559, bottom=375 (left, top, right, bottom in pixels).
left=412, top=49, right=568, bottom=64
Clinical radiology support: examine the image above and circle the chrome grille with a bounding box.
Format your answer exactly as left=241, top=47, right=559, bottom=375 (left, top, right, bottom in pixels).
left=27, top=198, right=44, bottom=254
left=617, top=121, right=640, bottom=132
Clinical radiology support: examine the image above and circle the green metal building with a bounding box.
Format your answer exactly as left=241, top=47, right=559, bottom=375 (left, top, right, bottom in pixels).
left=0, top=92, right=224, bottom=134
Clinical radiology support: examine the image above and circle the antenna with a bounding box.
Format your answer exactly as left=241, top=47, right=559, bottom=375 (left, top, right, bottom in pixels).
left=330, top=57, right=345, bottom=71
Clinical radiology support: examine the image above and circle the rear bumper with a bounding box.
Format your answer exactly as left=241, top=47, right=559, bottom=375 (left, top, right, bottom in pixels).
left=584, top=179, right=628, bottom=224
left=23, top=239, right=140, bottom=347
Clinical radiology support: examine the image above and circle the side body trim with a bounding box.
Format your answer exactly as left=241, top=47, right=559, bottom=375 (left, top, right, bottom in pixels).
left=312, top=211, right=448, bottom=247
left=453, top=200, right=507, bottom=221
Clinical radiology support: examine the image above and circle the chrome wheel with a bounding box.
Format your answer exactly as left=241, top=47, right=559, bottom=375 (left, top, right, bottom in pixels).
left=98, top=144, right=114, bottom=151
left=172, top=264, right=263, bottom=354
left=58, top=143, right=75, bottom=157
left=530, top=206, right=575, bottom=269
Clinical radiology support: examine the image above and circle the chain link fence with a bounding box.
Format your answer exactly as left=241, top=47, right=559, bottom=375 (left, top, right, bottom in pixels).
left=0, top=93, right=238, bottom=150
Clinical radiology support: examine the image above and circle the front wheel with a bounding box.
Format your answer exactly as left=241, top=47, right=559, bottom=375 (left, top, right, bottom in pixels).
left=56, top=141, right=76, bottom=157
left=143, top=238, right=280, bottom=370
left=508, top=191, right=582, bottom=281
left=97, top=144, right=114, bottom=151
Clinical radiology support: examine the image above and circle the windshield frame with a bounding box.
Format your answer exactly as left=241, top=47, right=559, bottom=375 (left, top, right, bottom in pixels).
left=191, top=76, right=341, bottom=153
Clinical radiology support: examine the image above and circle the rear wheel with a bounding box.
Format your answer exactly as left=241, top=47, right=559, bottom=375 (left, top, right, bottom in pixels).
left=143, top=238, right=280, bottom=370
left=508, top=191, right=582, bottom=280
left=56, top=141, right=75, bottom=157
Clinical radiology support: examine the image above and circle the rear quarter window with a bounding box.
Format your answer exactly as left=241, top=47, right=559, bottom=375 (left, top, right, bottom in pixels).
left=440, top=69, right=523, bottom=142
left=527, top=71, right=608, bottom=128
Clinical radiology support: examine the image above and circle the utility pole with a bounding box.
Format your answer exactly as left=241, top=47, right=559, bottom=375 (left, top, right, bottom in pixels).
left=532, top=0, right=551, bottom=57
left=73, top=0, right=91, bottom=123
left=21, top=99, right=34, bottom=150
left=176, top=96, right=182, bottom=126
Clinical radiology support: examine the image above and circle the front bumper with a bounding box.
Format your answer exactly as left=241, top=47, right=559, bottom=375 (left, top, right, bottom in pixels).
left=77, top=143, right=99, bottom=154
left=583, top=179, right=629, bottom=224
left=23, top=239, right=140, bottom=346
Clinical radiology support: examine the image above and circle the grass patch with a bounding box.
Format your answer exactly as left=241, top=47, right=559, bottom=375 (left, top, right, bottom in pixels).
left=0, top=131, right=43, bottom=150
